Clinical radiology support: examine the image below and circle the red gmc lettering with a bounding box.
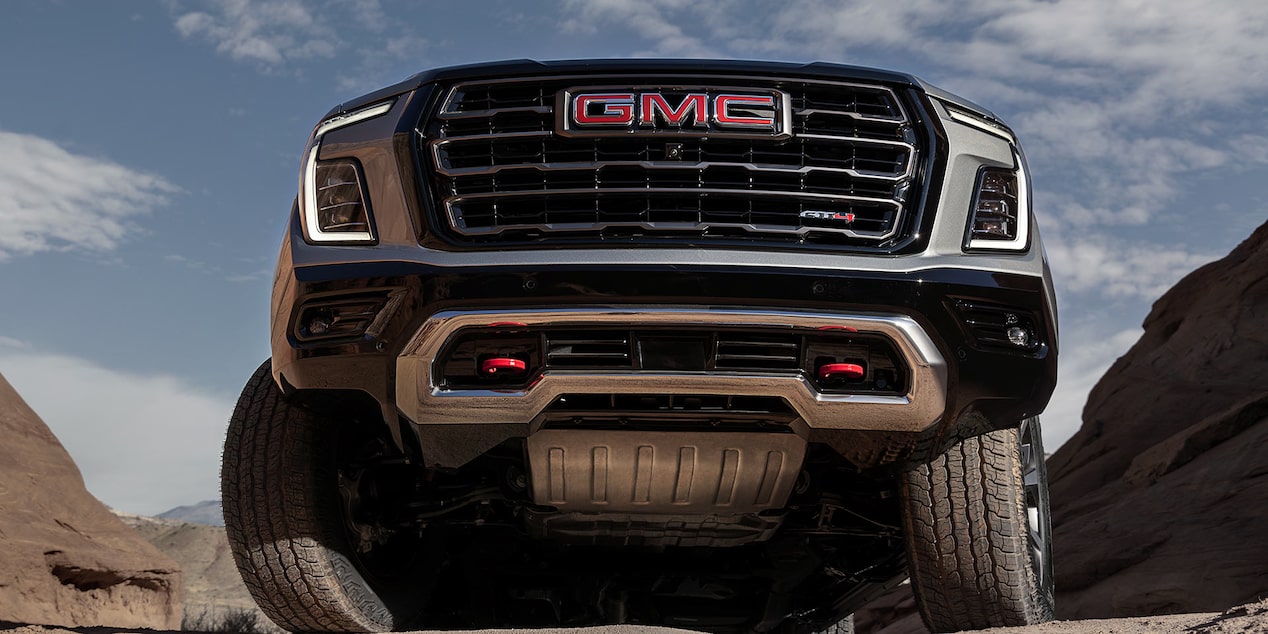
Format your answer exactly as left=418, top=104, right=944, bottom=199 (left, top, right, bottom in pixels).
left=569, top=91, right=782, bottom=132
left=573, top=94, right=635, bottom=125
left=640, top=93, right=707, bottom=127
left=714, top=94, right=777, bottom=128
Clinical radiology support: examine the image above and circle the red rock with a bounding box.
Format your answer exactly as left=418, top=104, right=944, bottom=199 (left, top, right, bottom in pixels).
left=1047, top=219, right=1268, bottom=618
left=0, top=373, right=183, bottom=629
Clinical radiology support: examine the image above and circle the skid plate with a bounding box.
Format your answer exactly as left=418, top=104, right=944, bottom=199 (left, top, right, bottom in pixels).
left=526, top=429, right=807, bottom=515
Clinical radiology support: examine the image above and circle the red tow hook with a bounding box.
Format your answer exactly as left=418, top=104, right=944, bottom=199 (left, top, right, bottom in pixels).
left=481, top=357, right=527, bottom=375
left=818, top=362, right=865, bottom=381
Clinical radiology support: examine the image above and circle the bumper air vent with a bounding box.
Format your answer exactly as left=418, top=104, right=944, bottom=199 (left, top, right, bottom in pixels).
left=540, top=394, right=799, bottom=432
left=546, top=332, right=633, bottom=368
left=715, top=334, right=801, bottom=370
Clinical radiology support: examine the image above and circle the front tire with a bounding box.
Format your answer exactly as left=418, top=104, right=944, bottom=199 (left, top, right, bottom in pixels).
left=819, top=615, right=854, bottom=633
left=221, top=361, right=423, bottom=632
left=899, top=418, right=1054, bottom=632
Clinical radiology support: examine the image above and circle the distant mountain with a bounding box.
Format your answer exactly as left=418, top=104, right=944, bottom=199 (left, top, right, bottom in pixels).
left=158, top=499, right=224, bottom=526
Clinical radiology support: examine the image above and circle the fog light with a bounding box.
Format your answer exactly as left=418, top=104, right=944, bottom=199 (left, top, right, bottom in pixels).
left=1006, top=326, right=1030, bottom=347
left=307, top=316, right=332, bottom=336
left=295, top=294, right=390, bottom=341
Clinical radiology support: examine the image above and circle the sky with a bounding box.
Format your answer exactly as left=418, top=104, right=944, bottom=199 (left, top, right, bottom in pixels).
left=1, top=0, right=1266, bottom=515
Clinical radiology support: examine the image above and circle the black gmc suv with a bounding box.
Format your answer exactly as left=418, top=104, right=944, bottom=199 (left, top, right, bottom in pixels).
left=222, top=59, right=1058, bottom=634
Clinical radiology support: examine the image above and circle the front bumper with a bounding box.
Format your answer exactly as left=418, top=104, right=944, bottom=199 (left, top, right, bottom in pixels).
left=271, top=254, right=1056, bottom=469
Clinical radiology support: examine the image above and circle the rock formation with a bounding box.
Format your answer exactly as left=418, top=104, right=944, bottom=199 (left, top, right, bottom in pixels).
left=0, top=373, right=183, bottom=629
left=115, top=512, right=269, bottom=628
left=1046, top=220, right=1268, bottom=617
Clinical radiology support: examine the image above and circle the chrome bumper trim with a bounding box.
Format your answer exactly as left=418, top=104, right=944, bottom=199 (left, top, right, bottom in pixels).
left=395, top=307, right=948, bottom=433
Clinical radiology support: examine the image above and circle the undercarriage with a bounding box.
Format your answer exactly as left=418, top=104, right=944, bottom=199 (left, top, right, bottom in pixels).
left=334, top=411, right=909, bottom=632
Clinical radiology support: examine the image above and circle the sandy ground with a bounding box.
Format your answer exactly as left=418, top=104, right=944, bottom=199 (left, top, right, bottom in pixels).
left=4, top=600, right=1268, bottom=634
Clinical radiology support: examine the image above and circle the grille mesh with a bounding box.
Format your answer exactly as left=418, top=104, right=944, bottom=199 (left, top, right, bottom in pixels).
left=420, top=75, right=922, bottom=248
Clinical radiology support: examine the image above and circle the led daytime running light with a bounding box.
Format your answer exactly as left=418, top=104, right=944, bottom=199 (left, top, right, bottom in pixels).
left=302, top=100, right=395, bottom=243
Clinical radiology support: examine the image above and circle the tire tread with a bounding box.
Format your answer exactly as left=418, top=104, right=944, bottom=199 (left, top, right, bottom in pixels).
left=900, top=426, right=1052, bottom=632
left=222, top=361, right=397, bottom=632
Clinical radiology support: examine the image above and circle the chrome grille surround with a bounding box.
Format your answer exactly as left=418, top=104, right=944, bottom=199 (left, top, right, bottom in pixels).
left=420, top=75, right=923, bottom=248
left=395, top=307, right=948, bottom=433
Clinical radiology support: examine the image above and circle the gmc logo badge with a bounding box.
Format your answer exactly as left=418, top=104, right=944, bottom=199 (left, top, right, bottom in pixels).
left=558, top=88, right=791, bottom=138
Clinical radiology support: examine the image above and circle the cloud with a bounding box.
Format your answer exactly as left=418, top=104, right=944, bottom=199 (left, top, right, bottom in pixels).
left=974, top=1, right=1268, bottom=113
left=173, top=0, right=339, bottom=66
left=174, top=0, right=428, bottom=87
left=335, top=0, right=388, bottom=32
left=226, top=269, right=272, bottom=283
left=335, top=33, right=430, bottom=95
left=0, top=337, right=31, bottom=350
left=1040, top=326, right=1142, bottom=448
left=0, top=351, right=236, bottom=516
left=562, top=0, right=720, bottom=57
left=162, top=252, right=274, bottom=285
left=0, top=130, right=178, bottom=261
left=1043, top=233, right=1218, bottom=301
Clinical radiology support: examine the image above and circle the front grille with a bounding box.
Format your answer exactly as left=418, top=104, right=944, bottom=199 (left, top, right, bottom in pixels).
left=420, top=75, right=925, bottom=249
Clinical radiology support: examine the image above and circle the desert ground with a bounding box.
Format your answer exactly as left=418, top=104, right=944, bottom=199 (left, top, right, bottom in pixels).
left=7, top=599, right=1268, bottom=634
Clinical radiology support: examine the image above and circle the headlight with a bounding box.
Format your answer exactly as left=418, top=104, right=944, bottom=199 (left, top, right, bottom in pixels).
left=311, top=159, right=371, bottom=235
left=965, top=150, right=1030, bottom=252
left=300, top=100, right=394, bottom=243
left=943, top=104, right=1032, bottom=253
